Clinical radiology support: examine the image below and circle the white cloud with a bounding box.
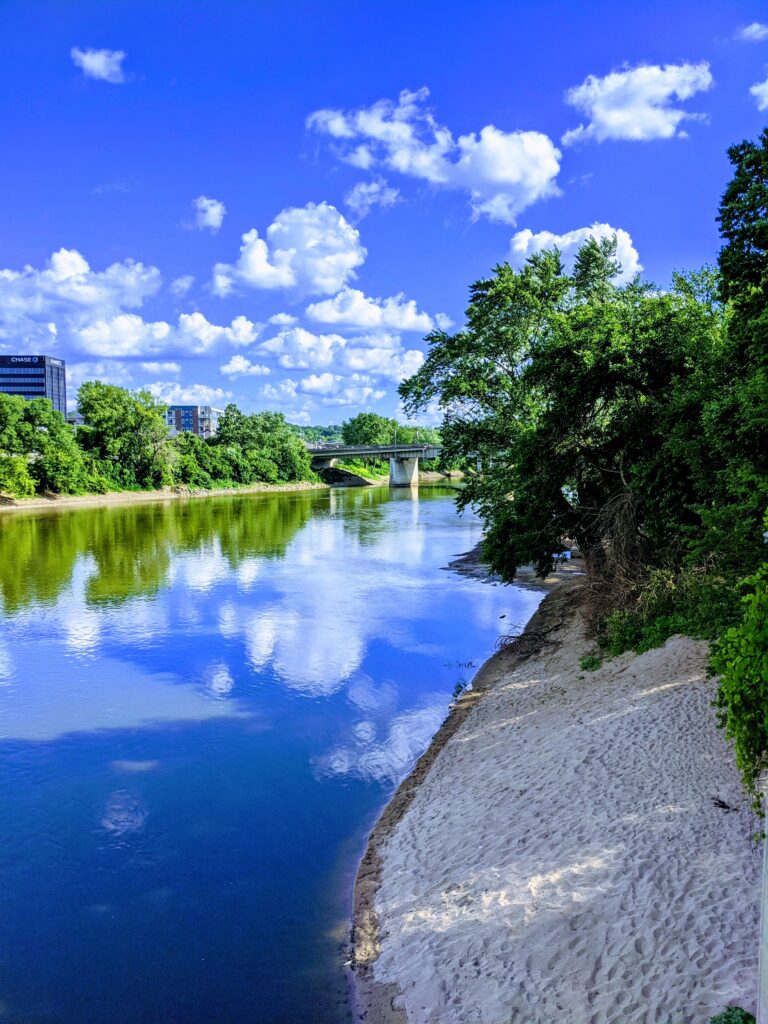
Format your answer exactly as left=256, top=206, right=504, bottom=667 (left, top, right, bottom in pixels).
left=736, top=22, right=768, bottom=41
left=140, top=361, right=181, bottom=375
left=67, top=360, right=134, bottom=395
left=259, top=326, right=346, bottom=370
left=257, top=325, right=425, bottom=386
left=170, top=275, right=195, bottom=296
left=220, top=355, right=271, bottom=377
left=192, top=196, right=226, bottom=233
left=212, top=202, right=366, bottom=296
left=319, top=383, right=386, bottom=407
left=261, top=379, right=299, bottom=402
left=339, top=345, right=424, bottom=382
left=146, top=382, right=232, bottom=406
left=71, top=47, right=127, bottom=84
left=509, top=223, right=642, bottom=283
left=268, top=312, right=297, bottom=325
left=562, top=62, right=714, bottom=146
left=0, top=248, right=161, bottom=350
left=345, top=179, right=400, bottom=219
left=74, top=312, right=261, bottom=357
left=298, top=372, right=341, bottom=395
left=305, top=287, right=436, bottom=332
left=750, top=75, right=768, bottom=110
left=308, top=87, right=561, bottom=224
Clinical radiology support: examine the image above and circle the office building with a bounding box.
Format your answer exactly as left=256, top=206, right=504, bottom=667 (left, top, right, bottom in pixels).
left=0, top=355, right=67, bottom=414
left=165, top=405, right=223, bottom=439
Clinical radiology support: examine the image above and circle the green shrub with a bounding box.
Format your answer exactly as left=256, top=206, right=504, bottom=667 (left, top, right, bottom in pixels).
left=709, top=1008, right=755, bottom=1024
left=598, top=566, right=742, bottom=656
left=711, top=562, right=768, bottom=811
left=579, top=653, right=602, bottom=672
left=0, top=453, right=35, bottom=497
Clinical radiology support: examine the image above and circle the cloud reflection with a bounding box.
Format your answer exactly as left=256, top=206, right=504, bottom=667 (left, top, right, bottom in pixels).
left=314, top=700, right=446, bottom=785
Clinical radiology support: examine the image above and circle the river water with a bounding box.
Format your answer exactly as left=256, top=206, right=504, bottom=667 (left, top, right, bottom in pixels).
left=0, top=486, right=541, bottom=1024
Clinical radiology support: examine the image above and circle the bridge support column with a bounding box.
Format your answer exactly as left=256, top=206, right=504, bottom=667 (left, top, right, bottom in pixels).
left=389, top=456, right=419, bottom=487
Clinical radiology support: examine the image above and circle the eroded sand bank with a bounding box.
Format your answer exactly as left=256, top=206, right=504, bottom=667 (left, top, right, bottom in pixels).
left=353, top=582, right=760, bottom=1023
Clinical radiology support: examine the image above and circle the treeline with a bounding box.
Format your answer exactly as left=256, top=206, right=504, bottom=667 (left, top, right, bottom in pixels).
left=0, top=385, right=315, bottom=497
left=0, top=385, right=443, bottom=498
left=400, top=128, right=768, bottom=807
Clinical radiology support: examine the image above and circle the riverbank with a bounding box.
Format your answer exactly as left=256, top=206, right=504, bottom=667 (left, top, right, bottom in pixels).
left=0, top=479, right=330, bottom=514
left=352, top=572, right=760, bottom=1023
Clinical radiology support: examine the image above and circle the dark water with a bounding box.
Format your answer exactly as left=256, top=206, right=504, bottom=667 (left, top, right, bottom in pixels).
left=0, top=486, right=541, bottom=1024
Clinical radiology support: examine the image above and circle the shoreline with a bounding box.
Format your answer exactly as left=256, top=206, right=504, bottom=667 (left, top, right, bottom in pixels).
left=0, top=479, right=330, bottom=514
left=351, top=563, right=760, bottom=1022
left=350, top=562, right=579, bottom=1023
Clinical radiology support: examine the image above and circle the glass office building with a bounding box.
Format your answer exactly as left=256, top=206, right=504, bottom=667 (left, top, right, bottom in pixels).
left=0, top=355, right=67, bottom=414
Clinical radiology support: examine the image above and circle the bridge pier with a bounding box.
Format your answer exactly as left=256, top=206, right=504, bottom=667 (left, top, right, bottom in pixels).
left=389, top=456, right=419, bottom=487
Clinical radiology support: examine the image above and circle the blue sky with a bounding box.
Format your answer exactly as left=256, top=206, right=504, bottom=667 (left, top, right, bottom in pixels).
left=1, top=0, right=767, bottom=423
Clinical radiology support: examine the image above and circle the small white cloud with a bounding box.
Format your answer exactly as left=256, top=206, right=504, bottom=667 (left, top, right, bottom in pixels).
left=170, top=275, right=195, bottom=296
left=562, top=62, right=714, bottom=145
left=509, top=222, right=642, bottom=283
left=750, top=75, right=768, bottom=110
left=212, top=202, right=366, bottom=297
left=220, top=355, right=271, bottom=377
left=268, top=312, right=298, bottom=325
left=434, top=312, right=454, bottom=331
left=71, top=47, right=127, bottom=84
left=192, top=196, right=226, bottom=233
left=146, top=382, right=232, bottom=406
left=140, top=361, right=181, bottom=375
left=736, top=22, right=768, bottom=41
left=67, top=360, right=134, bottom=394
left=305, top=287, right=435, bottom=332
left=308, top=87, right=561, bottom=225
left=345, top=179, right=400, bottom=220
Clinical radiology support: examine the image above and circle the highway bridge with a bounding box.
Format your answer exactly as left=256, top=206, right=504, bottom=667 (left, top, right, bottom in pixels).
left=305, top=443, right=442, bottom=486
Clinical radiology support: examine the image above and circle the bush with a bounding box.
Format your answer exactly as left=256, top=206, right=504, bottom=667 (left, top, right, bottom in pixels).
left=710, top=562, right=768, bottom=810
left=579, top=653, right=602, bottom=672
left=0, top=454, right=35, bottom=497
left=709, top=1009, right=755, bottom=1024
left=597, top=566, right=742, bottom=656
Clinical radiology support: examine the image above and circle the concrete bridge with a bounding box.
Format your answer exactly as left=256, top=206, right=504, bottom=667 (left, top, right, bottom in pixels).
left=306, top=443, right=442, bottom=486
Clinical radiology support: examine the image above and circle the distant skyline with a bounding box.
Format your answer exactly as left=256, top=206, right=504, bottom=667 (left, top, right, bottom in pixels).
left=1, top=0, right=767, bottom=422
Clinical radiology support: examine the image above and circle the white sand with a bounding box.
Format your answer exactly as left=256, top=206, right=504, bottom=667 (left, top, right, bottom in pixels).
left=368, top=595, right=761, bottom=1023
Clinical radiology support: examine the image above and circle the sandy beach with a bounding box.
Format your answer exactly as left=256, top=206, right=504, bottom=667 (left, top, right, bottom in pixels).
left=353, top=578, right=761, bottom=1023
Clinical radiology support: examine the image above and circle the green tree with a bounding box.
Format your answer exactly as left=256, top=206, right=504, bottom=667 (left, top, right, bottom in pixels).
left=341, top=412, right=400, bottom=446
left=212, top=405, right=313, bottom=482
left=400, top=239, right=725, bottom=583
left=77, top=382, right=172, bottom=489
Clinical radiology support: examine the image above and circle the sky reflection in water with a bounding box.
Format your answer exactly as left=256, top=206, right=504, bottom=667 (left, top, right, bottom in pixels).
left=0, top=486, right=541, bottom=1024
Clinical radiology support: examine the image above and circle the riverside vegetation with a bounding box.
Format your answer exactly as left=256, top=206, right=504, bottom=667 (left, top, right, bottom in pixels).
left=0, top=392, right=440, bottom=499
left=400, top=128, right=768, bottom=813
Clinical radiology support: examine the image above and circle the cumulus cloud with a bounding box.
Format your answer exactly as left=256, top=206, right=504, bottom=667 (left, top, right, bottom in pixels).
left=212, top=202, right=366, bottom=296
left=192, top=196, right=226, bottom=233
left=75, top=311, right=261, bottom=357
left=263, top=374, right=386, bottom=408
left=750, top=75, right=768, bottom=111
left=140, top=361, right=181, bottom=375
left=220, top=355, right=271, bottom=377
left=71, top=47, right=127, bottom=84
left=268, top=312, right=297, bottom=325
left=305, top=287, right=437, bottom=332
left=509, top=223, right=642, bottom=283
left=308, top=87, right=561, bottom=224
left=0, top=247, right=161, bottom=350
left=146, top=382, right=232, bottom=406
left=736, top=22, right=768, bottom=41
left=345, top=179, right=400, bottom=220
left=256, top=325, right=424, bottom=388
left=562, top=62, right=714, bottom=145
left=67, top=360, right=134, bottom=395
left=170, top=275, right=195, bottom=296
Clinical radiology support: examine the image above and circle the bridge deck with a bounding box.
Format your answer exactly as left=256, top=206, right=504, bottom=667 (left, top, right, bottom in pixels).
left=306, top=443, right=441, bottom=460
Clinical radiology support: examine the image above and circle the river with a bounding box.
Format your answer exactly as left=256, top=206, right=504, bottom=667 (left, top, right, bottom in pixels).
left=0, top=485, right=542, bottom=1024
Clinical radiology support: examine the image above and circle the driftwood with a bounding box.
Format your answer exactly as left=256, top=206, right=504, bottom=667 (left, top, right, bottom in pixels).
left=495, top=621, right=563, bottom=659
